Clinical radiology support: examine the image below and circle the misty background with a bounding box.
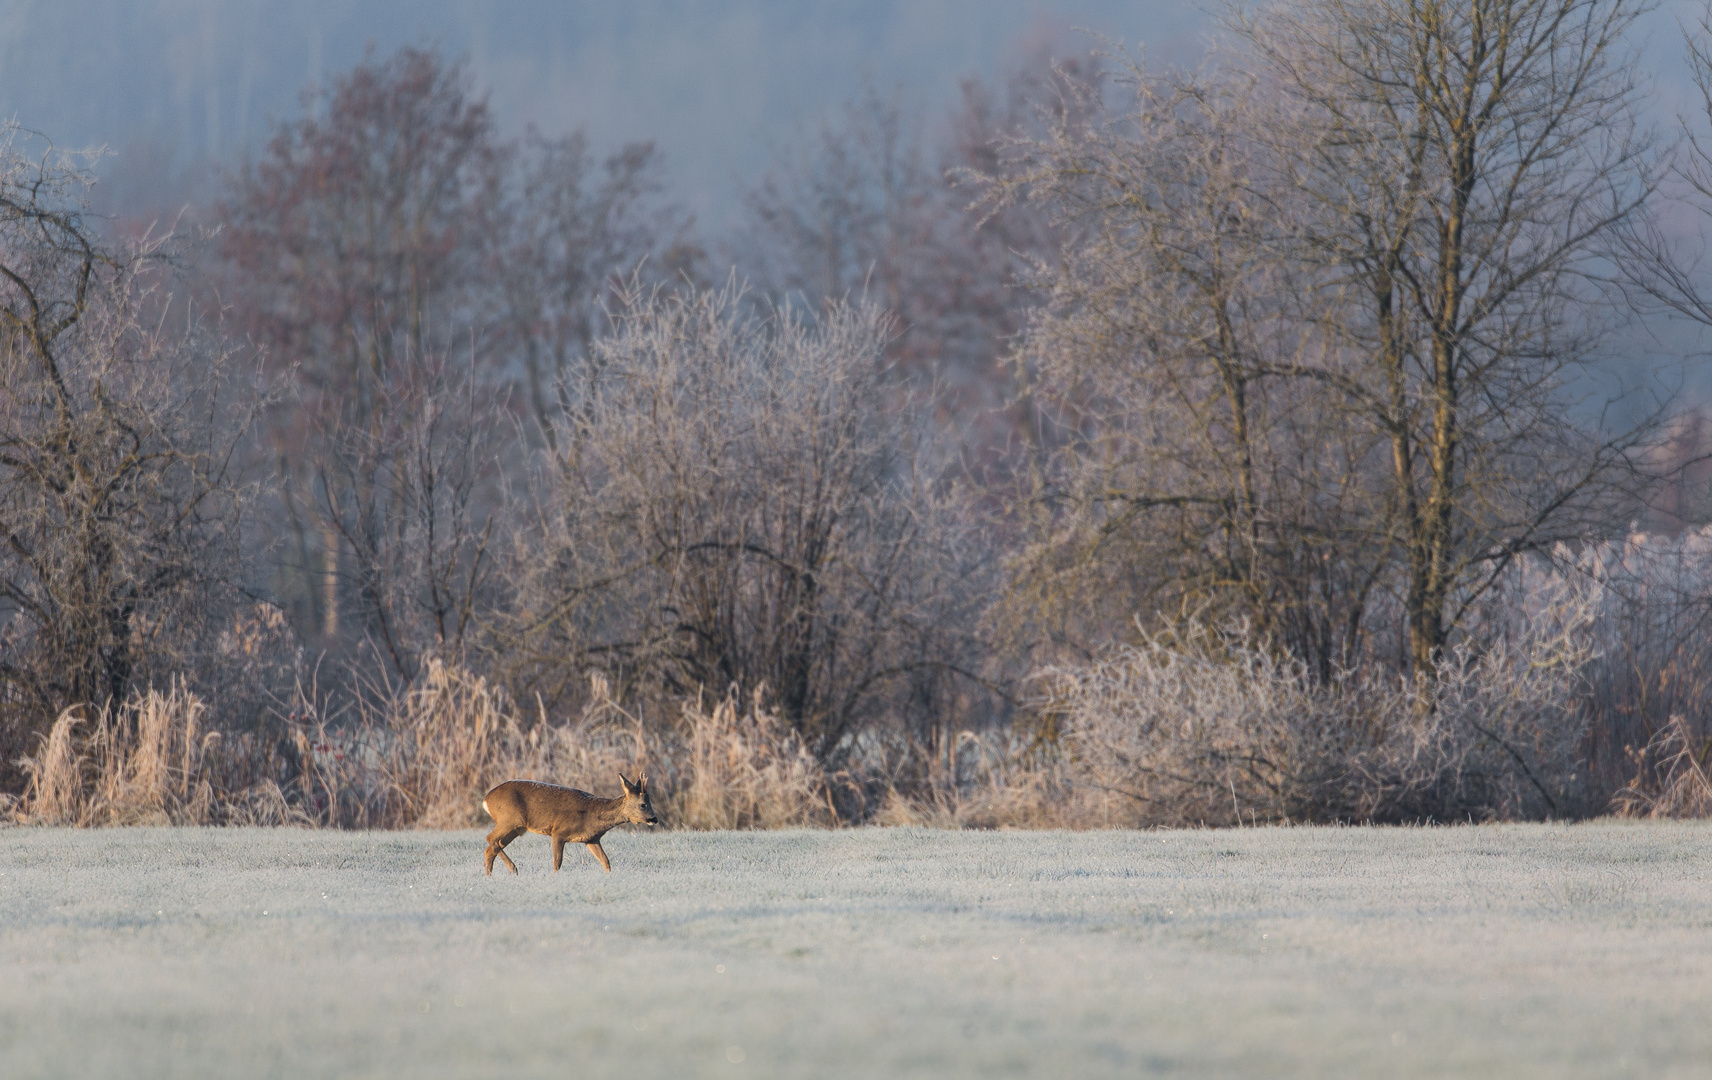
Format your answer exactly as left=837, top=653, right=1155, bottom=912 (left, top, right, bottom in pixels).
left=0, top=0, right=1215, bottom=228
left=8, top=0, right=1711, bottom=385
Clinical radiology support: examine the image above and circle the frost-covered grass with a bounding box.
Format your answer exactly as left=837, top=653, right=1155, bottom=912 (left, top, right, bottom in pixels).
left=1, top=824, right=1709, bottom=1078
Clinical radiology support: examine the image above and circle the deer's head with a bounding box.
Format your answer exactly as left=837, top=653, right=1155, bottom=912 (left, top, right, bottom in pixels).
left=618, top=772, right=658, bottom=826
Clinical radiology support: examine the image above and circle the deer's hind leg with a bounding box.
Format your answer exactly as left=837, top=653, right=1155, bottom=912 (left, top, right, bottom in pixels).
left=485, top=825, right=524, bottom=876
left=551, top=835, right=566, bottom=872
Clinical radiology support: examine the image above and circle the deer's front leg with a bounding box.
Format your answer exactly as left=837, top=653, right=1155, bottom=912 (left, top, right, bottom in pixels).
left=552, top=835, right=566, bottom=872
left=586, top=841, right=611, bottom=872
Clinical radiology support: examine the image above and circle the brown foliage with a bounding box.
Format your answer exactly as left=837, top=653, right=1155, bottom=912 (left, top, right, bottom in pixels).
left=241, top=661, right=844, bottom=831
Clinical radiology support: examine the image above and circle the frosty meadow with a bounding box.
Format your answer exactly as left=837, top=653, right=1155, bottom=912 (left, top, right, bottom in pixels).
left=3, top=823, right=1710, bottom=1079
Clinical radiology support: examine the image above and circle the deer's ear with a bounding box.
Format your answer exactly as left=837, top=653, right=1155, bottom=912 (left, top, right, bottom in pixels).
left=618, top=771, right=634, bottom=794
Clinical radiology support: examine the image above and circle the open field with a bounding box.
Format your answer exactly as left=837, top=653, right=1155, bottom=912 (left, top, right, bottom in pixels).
left=1, top=824, right=1709, bottom=1078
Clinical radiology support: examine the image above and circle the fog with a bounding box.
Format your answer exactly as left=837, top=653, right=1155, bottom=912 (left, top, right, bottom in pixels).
left=0, top=0, right=1211, bottom=226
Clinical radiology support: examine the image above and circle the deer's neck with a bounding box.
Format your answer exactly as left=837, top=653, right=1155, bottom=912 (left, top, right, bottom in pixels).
left=590, top=795, right=629, bottom=832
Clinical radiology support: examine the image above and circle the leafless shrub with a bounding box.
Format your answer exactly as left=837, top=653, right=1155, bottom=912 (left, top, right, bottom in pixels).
left=670, top=687, right=845, bottom=829
left=310, top=358, right=509, bottom=684
left=0, top=125, right=256, bottom=790
left=1018, top=572, right=1600, bottom=826
left=507, top=283, right=994, bottom=763
left=869, top=728, right=1080, bottom=829
left=1564, top=528, right=1712, bottom=801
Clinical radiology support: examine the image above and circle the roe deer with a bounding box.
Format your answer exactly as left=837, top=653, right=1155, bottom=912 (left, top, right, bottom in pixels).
left=482, top=773, right=657, bottom=875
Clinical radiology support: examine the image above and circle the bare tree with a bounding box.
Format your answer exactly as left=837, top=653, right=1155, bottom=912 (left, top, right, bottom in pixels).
left=302, top=354, right=505, bottom=682
left=219, top=45, right=689, bottom=671
left=220, top=46, right=502, bottom=412
left=219, top=46, right=504, bottom=655
left=737, top=69, right=1085, bottom=476
left=508, top=285, right=993, bottom=763
left=499, top=132, right=702, bottom=445
left=1615, top=5, right=1712, bottom=526
left=1241, top=0, right=1660, bottom=673
left=985, top=60, right=1389, bottom=673
left=0, top=127, right=251, bottom=788
left=740, top=85, right=930, bottom=310
left=987, top=0, right=1661, bottom=677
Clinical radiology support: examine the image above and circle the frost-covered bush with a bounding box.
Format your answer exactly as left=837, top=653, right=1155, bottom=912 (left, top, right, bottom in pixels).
left=989, top=535, right=1712, bottom=827
left=1029, top=574, right=1600, bottom=825
left=18, top=531, right=1712, bottom=830
left=505, top=285, right=992, bottom=765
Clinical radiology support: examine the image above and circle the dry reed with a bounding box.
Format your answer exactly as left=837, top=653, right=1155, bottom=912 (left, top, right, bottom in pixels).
left=287, top=662, right=646, bottom=829
left=281, top=662, right=844, bottom=830
left=670, top=687, right=843, bottom=829
left=14, top=682, right=301, bottom=826
left=1610, top=715, right=1712, bottom=819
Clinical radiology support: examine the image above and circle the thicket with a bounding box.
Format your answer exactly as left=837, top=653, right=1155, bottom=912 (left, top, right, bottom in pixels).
left=7, top=1, right=1712, bottom=828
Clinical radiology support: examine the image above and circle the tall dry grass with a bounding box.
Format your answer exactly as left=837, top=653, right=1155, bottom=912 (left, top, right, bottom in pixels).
left=1610, top=715, right=1712, bottom=819
left=281, top=661, right=843, bottom=830
left=867, top=728, right=1076, bottom=828
left=671, top=687, right=845, bottom=829
left=13, top=682, right=300, bottom=826
left=11, top=660, right=848, bottom=830
left=285, top=662, right=645, bottom=828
